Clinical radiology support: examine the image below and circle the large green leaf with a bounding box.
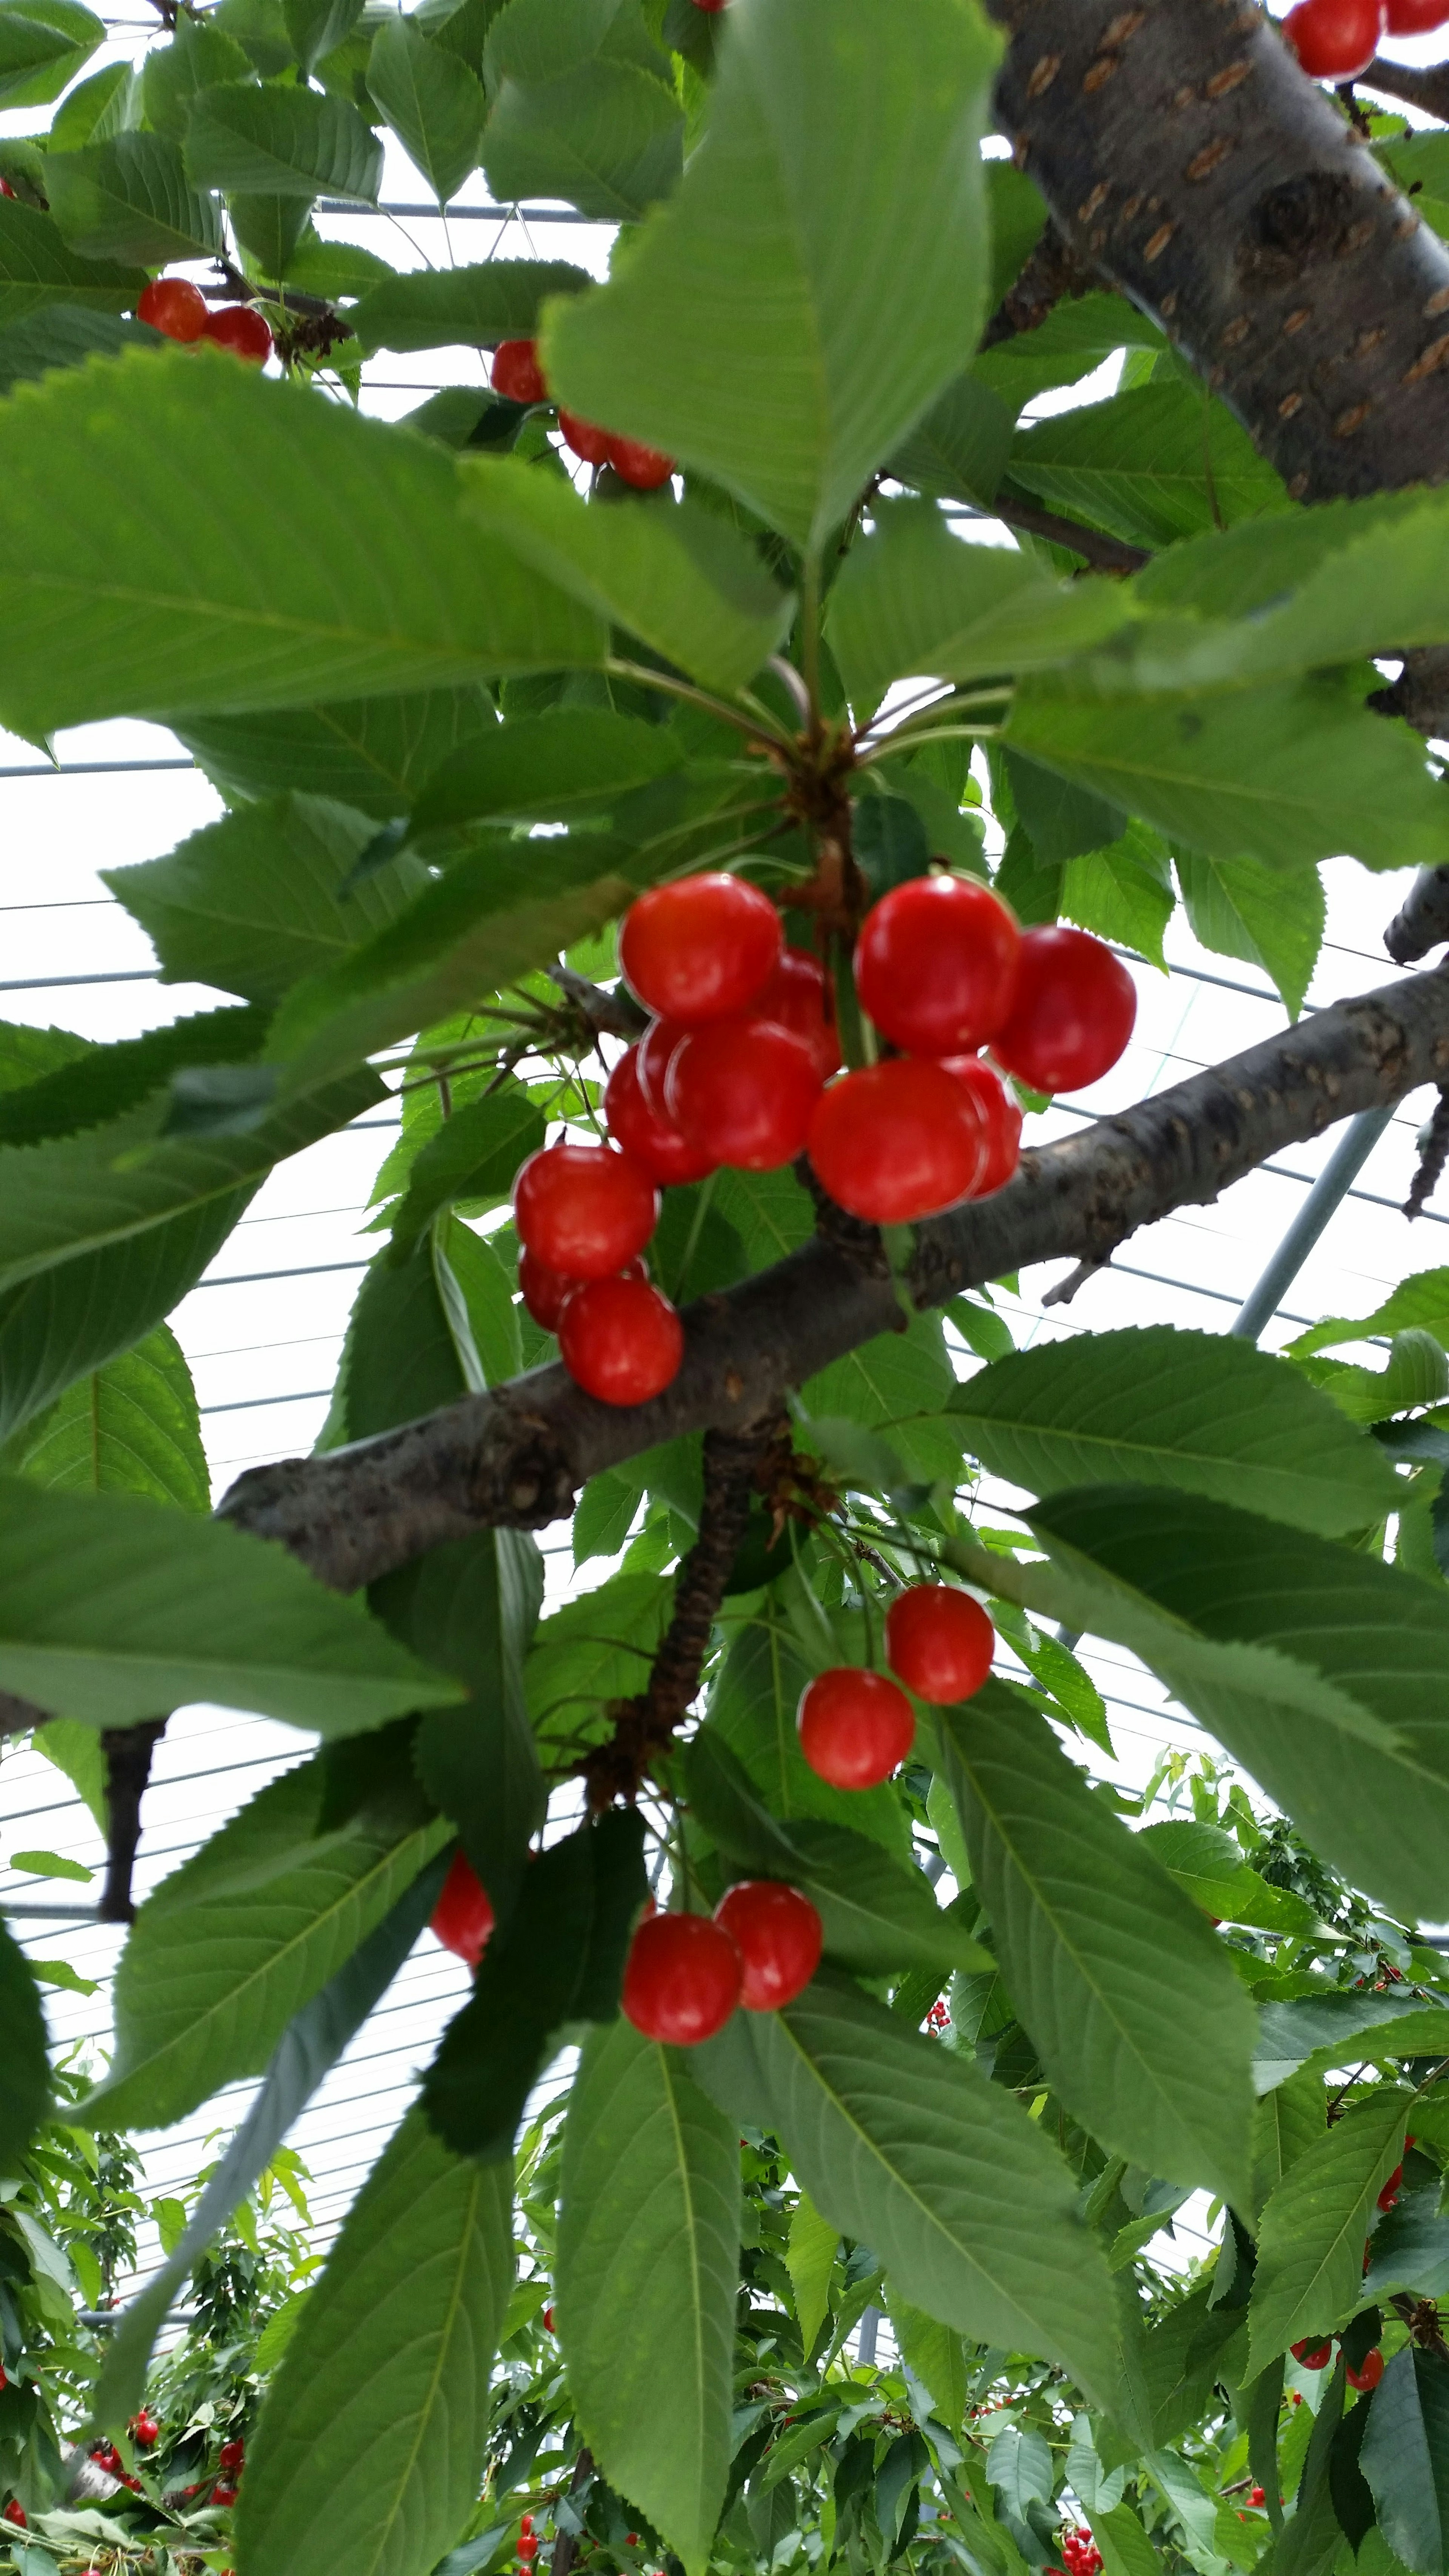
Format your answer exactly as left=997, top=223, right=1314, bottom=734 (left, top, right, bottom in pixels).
left=557, top=2019, right=740, bottom=2576
left=0, top=0, right=100, bottom=107
left=1253, top=1993, right=1449, bottom=2092
left=89, top=1759, right=452, bottom=2129
left=1361, top=2348, right=1449, bottom=2576
left=696, top=1970, right=1118, bottom=2402
left=400, top=1531, right=546, bottom=1927
left=409, top=707, right=683, bottom=838
left=184, top=78, right=381, bottom=199
left=0, top=1477, right=461, bottom=1731
left=887, top=369, right=1015, bottom=510
left=1005, top=382, right=1289, bottom=549
left=1174, top=852, right=1324, bottom=1020
left=106, top=792, right=433, bottom=1007
left=948, top=1328, right=1399, bottom=1540
left=142, top=13, right=253, bottom=135
left=0, top=1921, right=47, bottom=2175
left=173, top=689, right=496, bottom=819
left=238, top=2110, right=514, bottom=2576
left=0, top=349, right=604, bottom=740
left=368, top=13, right=486, bottom=203
left=0, top=303, right=158, bottom=389
left=45, top=133, right=224, bottom=263
left=1247, top=2089, right=1411, bottom=2370
left=350, top=256, right=592, bottom=355
left=1289, top=1267, right=1449, bottom=1360
left=483, top=55, right=682, bottom=222
left=382, top=1090, right=546, bottom=1254
left=940, top=1689, right=1256, bottom=2206
left=0, top=195, right=146, bottom=326
left=974, top=291, right=1164, bottom=410
left=707, top=1606, right=909, bottom=1858
left=544, top=0, right=1002, bottom=551
left=3, top=1323, right=209, bottom=1509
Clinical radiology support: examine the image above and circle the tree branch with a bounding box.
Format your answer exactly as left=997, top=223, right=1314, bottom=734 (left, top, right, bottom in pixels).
left=0, top=1687, right=50, bottom=1741
left=991, top=494, right=1151, bottom=573
left=1360, top=56, right=1449, bottom=121
left=1386, top=865, right=1449, bottom=965
left=98, top=1720, right=167, bottom=1924
left=217, top=963, right=1449, bottom=1590
left=980, top=218, right=1100, bottom=348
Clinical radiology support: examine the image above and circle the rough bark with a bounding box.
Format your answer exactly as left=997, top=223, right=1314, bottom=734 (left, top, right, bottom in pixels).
left=217, top=963, right=1449, bottom=1592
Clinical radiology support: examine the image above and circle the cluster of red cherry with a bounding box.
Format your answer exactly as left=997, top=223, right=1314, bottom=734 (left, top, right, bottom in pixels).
left=1291, top=2333, right=1385, bottom=2390
left=1282, top=0, right=1444, bottom=81
left=135, top=275, right=273, bottom=366
left=492, top=337, right=675, bottom=489
left=1050, top=2525, right=1103, bottom=2576
left=89, top=2439, right=142, bottom=2494
left=211, top=2436, right=245, bottom=2508
left=518, top=2511, right=538, bottom=2565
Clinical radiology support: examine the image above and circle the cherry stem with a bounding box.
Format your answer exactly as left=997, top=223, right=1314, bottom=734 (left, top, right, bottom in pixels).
left=669, top=1170, right=718, bottom=1303
left=605, top=657, right=795, bottom=750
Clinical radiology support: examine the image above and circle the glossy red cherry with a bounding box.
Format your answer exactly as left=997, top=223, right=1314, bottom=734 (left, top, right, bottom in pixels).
left=518, top=2538, right=539, bottom=2562
left=605, top=1044, right=716, bottom=1184
left=130, top=2412, right=160, bottom=2447
left=941, top=1057, right=1022, bottom=1196
left=542, top=2305, right=555, bottom=2332
left=752, top=946, right=841, bottom=1081
left=714, top=1881, right=823, bottom=2010
left=518, top=1245, right=581, bottom=1331
left=430, top=1849, right=495, bottom=1969
left=492, top=337, right=547, bottom=403
left=854, top=874, right=1020, bottom=1056
left=514, top=1141, right=658, bottom=1279
left=4, top=2503, right=26, bottom=2528
left=991, top=926, right=1136, bottom=1095
left=138, top=276, right=209, bottom=343
left=213, top=2483, right=239, bottom=2507
left=1291, top=2339, right=1334, bottom=2369
left=1384, top=0, right=1448, bottom=28
left=885, top=1585, right=995, bottom=1704
left=622, top=1912, right=742, bottom=2042
left=217, top=2439, right=244, bottom=2472
left=635, top=1015, right=692, bottom=1116
left=1348, top=2348, right=1385, bottom=2392
left=620, top=874, right=781, bottom=1025
left=608, top=434, right=675, bottom=490
left=808, top=1058, right=986, bottom=1223
left=1283, top=0, right=1384, bottom=72
left=797, top=1667, right=915, bottom=1789
left=667, top=1015, right=822, bottom=1170
left=521, top=2516, right=535, bottom=2533
left=558, top=409, right=614, bottom=466
left=0, top=178, right=14, bottom=199
left=202, top=304, right=272, bottom=364
left=558, top=1274, right=684, bottom=1406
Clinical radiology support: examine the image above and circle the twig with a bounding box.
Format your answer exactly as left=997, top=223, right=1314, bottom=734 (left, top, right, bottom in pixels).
left=1406, top=1087, right=1449, bottom=1217
left=1359, top=55, right=1449, bottom=119
left=980, top=220, right=1100, bottom=349
left=544, top=964, right=648, bottom=1042
left=992, top=496, right=1151, bottom=576
left=1386, top=867, right=1449, bottom=967
left=550, top=2448, right=595, bottom=2576
left=98, top=1721, right=168, bottom=1924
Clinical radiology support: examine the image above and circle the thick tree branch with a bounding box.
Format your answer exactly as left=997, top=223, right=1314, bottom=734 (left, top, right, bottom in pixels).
left=1387, top=864, right=1449, bottom=964
left=981, top=219, right=1100, bottom=348
left=217, top=964, right=1449, bottom=1589
left=98, top=1720, right=167, bottom=1924
left=1360, top=56, right=1449, bottom=121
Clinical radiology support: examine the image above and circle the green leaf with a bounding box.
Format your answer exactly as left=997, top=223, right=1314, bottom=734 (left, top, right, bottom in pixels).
left=826, top=500, right=1134, bottom=716
left=1361, top=2348, right=1449, bottom=2576
left=3, top=1324, right=209, bottom=1509
left=173, top=689, right=496, bottom=820
left=1253, top=1993, right=1449, bottom=2093
left=707, top=1604, right=909, bottom=1858
left=1247, top=2087, right=1411, bottom=2370
left=1289, top=1267, right=1449, bottom=1360
left=45, top=133, right=223, bottom=263
left=458, top=452, right=793, bottom=694
left=1174, top=853, right=1324, bottom=1020
left=543, top=0, right=1003, bottom=550
left=887, top=368, right=1016, bottom=509
left=229, top=189, right=312, bottom=281
left=350, top=255, right=591, bottom=354
left=367, top=14, right=485, bottom=203
left=891, top=2298, right=968, bottom=2427
left=238, top=2110, right=514, bottom=2576
left=106, top=792, right=434, bottom=1007
left=557, top=2019, right=740, bottom=2576
left=1135, top=1821, right=1318, bottom=1937
left=88, top=1758, right=451, bottom=2130
left=49, top=60, right=141, bottom=151
left=786, top=2191, right=838, bottom=2359
left=525, top=1567, right=674, bottom=1754
left=423, top=1811, right=648, bottom=2160
left=1061, top=824, right=1174, bottom=972
left=696, top=1969, right=1118, bottom=2402
left=0, top=195, right=146, bottom=326
left=0, top=1920, right=47, bottom=2175
left=142, top=15, right=253, bottom=138
left=285, top=0, right=363, bottom=74
left=0, top=0, right=100, bottom=106
left=184, top=78, right=382, bottom=199
left=0, top=1475, right=460, bottom=1731
left=939, top=1689, right=1256, bottom=2205
left=483, top=55, right=682, bottom=222
left=1251, top=2066, right=1324, bottom=2228
left=0, top=302, right=156, bottom=389
left=383, top=1091, right=546, bottom=1254
left=409, top=707, right=684, bottom=838
left=948, top=1327, right=1400, bottom=1539
left=1006, top=382, right=1289, bottom=549
left=974, top=291, right=1165, bottom=410
left=0, top=348, right=604, bottom=740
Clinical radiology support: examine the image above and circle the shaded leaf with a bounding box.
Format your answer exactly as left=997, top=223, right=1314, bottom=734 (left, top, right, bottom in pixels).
left=0, top=1922, right=47, bottom=2175
left=1247, top=2088, right=1411, bottom=2371
left=0, top=193, right=146, bottom=325
left=45, top=132, right=223, bottom=262
left=174, top=688, right=496, bottom=820
left=1361, top=2347, right=1449, bottom=2576
left=351, top=254, right=591, bottom=354
left=184, top=78, right=382, bottom=199
left=368, top=13, right=486, bottom=203
left=3, top=1324, right=209, bottom=1510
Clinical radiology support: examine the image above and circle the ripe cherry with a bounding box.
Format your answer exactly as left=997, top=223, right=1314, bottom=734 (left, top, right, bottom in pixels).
left=542, top=2305, right=555, bottom=2333
left=991, top=926, right=1136, bottom=1095
left=667, top=1015, right=822, bottom=1170
left=1378, top=2162, right=1403, bottom=2211
left=202, top=304, right=272, bottom=365
left=1385, top=0, right=1449, bottom=28
left=608, top=434, right=674, bottom=490
left=558, top=1274, right=684, bottom=1406
left=1247, top=2491, right=1265, bottom=2509
left=1291, top=2339, right=1334, bottom=2369
left=217, top=2438, right=244, bottom=2473
left=492, top=337, right=547, bottom=403
left=752, top=946, right=841, bottom=1080
left=854, top=874, right=1020, bottom=1056
left=808, top=1057, right=986, bottom=1224
left=131, top=2412, right=160, bottom=2447
left=514, top=1141, right=658, bottom=1279
left=5, top=2502, right=26, bottom=2527
left=941, top=1057, right=1022, bottom=1196
left=138, top=276, right=209, bottom=343
left=622, top=1912, right=742, bottom=2043
left=620, top=874, right=781, bottom=1024
left=714, top=1881, right=823, bottom=2010
left=885, top=1584, right=995, bottom=1704
left=558, top=409, right=614, bottom=467
left=605, top=1044, right=715, bottom=1185
left=213, top=2482, right=239, bottom=2507
left=518, top=2538, right=539, bottom=2563
left=636, top=1015, right=692, bottom=1116
left=1348, top=2348, right=1385, bottom=2393
left=1283, top=0, right=1384, bottom=73
left=519, top=1245, right=581, bottom=1331
left=0, top=178, right=14, bottom=198
left=431, top=1850, right=495, bottom=1969
left=522, top=2516, right=535, bottom=2534
left=797, top=1667, right=915, bottom=1789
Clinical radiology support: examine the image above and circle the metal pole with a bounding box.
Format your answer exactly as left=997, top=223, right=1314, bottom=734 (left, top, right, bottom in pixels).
left=1228, top=1104, right=1395, bottom=1342
left=857, top=2305, right=880, bottom=2367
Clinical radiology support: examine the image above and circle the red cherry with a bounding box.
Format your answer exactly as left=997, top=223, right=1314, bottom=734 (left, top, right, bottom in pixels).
left=608, top=435, right=675, bottom=490
left=619, top=874, right=781, bottom=1025
left=558, top=410, right=614, bottom=466
left=854, top=875, right=1020, bottom=1056
left=557, top=1275, right=684, bottom=1406
left=714, top=1881, right=823, bottom=2010
left=514, top=1141, right=658, bottom=1278
left=0, top=178, right=14, bottom=198
left=521, top=2518, right=535, bottom=2535
left=605, top=1045, right=715, bottom=1185
left=991, top=926, right=1136, bottom=1095
left=519, top=1245, right=583, bottom=1331
left=4, top=2503, right=25, bottom=2527
left=138, top=277, right=209, bottom=343
left=1283, top=0, right=1384, bottom=72
left=941, top=1057, right=1022, bottom=1196
left=691, top=0, right=726, bottom=11
left=212, top=2484, right=239, bottom=2508
left=797, top=1668, right=915, bottom=1789
left=492, top=337, right=547, bottom=404
left=518, top=2539, right=539, bottom=2562
left=667, top=1015, right=822, bottom=1170
left=202, top=304, right=273, bottom=364
left=807, top=1058, right=986, bottom=1224
left=885, top=1585, right=994, bottom=1704
left=542, top=2305, right=554, bottom=2332
left=751, top=947, right=841, bottom=1081
left=1385, top=0, right=1448, bottom=26
left=217, top=2439, right=243, bottom=2472
left=635, top=1016, right=693, bottom=1117
left=1291, top=2339, right=1334, bottom=2369
left=130, top=2412, right=160, bottom=2447
left=429, top=1850, right=495, bottom=1969
left=1348, top=2348, right=1385, bottom=2392
left=1248, top=2490, right=1265, bottom=2508
left=1378, top=2163, right=1403, bottom=2211
left=622, top=1912, right=742, bottom=2043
